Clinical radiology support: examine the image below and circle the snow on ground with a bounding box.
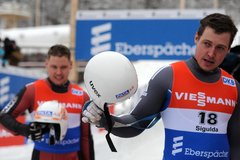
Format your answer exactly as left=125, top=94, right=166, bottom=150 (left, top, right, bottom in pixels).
left=0, top=60, right=177, bottom=160
left=0, top=120, right=164, bottom=160
left=92, top=119, right=165, bottom=160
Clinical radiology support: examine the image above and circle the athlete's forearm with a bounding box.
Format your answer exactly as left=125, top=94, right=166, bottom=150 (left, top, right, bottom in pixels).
left=0, top=112, right=29, bottom=136
left=97, top=114, right=146, bottom=138
left=81, top=119, right=94, bottom=160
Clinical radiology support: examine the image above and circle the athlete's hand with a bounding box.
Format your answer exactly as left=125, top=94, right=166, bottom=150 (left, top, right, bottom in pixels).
left=82, top=101, right=103, bottom=126
left=27, top=122, right=43, bottom=141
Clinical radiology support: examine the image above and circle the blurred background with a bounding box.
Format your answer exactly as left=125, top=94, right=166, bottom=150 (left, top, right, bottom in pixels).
left=0, top=0, right=239, bottom=83
left=0, top=1, right=240, bottom=159
left=0, top=0, right=239, bottom=27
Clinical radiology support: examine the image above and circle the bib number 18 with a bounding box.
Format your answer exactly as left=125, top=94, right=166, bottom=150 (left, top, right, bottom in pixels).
left=198, top=112, right=217, bottom=125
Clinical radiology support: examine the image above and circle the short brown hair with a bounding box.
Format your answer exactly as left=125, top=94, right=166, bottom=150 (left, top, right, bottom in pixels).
left=197, top=13, right=238, bottom=49
left=47, top=44, right=71, bottom=60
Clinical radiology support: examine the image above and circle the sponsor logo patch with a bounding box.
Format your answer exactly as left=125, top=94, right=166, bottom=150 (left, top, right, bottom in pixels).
left=72, top=88, right=83, bottom=96
left=116, top=90, right=130, bottom=99
left=37, top=111, right=53, bottom=116
left=222, top=76, right=235, bottom=87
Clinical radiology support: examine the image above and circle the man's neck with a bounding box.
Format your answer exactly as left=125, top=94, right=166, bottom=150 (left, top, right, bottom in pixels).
left=47, top=77, right=70, bottom=93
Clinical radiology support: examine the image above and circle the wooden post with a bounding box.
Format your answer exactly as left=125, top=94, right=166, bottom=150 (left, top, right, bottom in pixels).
left=213, top=0, right=218, bottom=9
left=35, top=0, right=41, bottom=26
left=180, top=0, right=185, bottom=9
left=69, top=0, right=78, bottom=82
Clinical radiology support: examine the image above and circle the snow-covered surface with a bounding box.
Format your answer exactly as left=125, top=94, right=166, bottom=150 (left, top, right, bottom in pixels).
left=0, top=60, right=176, bottom=160
left=92, top=120, right=165, bottom=160
left=0, top=120, right=164, bottom=160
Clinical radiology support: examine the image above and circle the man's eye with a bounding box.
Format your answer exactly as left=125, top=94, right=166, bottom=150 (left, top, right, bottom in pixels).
left=204, top=42, right=210, bottom=46
left=218, top=46, right=224, bottom=50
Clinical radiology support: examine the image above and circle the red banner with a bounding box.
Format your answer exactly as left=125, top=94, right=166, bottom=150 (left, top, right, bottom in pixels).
left=0, top=115, right=26, bottom=146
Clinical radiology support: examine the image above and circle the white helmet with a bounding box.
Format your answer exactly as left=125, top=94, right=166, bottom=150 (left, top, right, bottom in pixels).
left=34, top=101, right=68, bottom=143
left=84, top=51, right=138, bottom=110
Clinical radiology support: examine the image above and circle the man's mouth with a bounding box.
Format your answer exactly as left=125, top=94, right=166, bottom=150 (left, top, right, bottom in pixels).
left=55, top=76, right=63, bottom=79
left=204, top=59, right=214, bottom=64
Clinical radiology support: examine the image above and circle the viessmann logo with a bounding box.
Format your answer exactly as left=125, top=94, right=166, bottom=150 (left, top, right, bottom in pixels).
left=175, top=91, right=236, bottom=107
left=37, top=101, right=82, bottom=109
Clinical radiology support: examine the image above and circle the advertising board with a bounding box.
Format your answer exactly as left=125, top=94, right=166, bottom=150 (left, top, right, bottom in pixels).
left=75, top=9, right=225, bottom=60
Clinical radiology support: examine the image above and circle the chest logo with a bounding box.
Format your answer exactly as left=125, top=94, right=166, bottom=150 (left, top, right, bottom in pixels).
left=222, top=76, right=235, bottom=87
left=175, top=92, right=236, bottom=107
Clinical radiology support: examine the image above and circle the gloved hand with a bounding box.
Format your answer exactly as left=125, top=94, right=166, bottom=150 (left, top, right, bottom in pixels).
left=82, top=101, right=103, bottom=126
left=27, top=122, right=43, bottom=141
left=0, top=113, right=47, bottom=141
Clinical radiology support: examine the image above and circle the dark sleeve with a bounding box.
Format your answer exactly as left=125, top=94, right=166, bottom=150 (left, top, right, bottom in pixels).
left=81, top=91, right=95, bottom=160
left=105, top=65, right=173, bottom=138
left=0, top=84, right=35, bottom=136
left=227, top=80, right=240, bottom=160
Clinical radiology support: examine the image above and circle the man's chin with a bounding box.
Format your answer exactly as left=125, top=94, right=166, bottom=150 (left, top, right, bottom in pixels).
left=53, top=80, right=65, bottom=85
left=201, top=66, right=215, bottom=72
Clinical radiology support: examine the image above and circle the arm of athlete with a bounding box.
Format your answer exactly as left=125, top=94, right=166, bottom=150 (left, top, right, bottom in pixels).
left=81, top=91, right=95, bottom=160
left=0, top=84, right=42, bottom=141
left=227, top=80, right=240, bottom=160
left=83, top=65, right=173, bottom=138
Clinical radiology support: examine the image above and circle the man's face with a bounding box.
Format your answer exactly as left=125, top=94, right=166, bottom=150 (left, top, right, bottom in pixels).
left=45, top=55, right=72, bottom=85
left=194, top=27, right=231, bottom=72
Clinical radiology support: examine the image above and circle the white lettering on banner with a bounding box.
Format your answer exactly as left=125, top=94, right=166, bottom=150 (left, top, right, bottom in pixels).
left=175, top=92, right=236, bottom=107
left=37, top=101, right=82, bottom=109
left=115, top=42, right=196, bottom=58
left=185, top=148, right=228, bottom=158
left=0, top=129, right=14, bottom=138
left=91, top=23, right=112, bottom=55
left=0, top=76, right=10, bottom=106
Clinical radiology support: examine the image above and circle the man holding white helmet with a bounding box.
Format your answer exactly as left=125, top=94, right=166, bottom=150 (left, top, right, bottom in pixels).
left=0, top=44, right=94, bottom=160
left=33, top=101, right=69, bottom=146
left=82, top=13, right=240, bottom=160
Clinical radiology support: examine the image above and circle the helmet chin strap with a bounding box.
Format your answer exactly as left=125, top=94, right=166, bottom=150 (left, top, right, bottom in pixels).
left=103, top=103, right=117, bottom=152
left=49, top=124, right=56, bottom=146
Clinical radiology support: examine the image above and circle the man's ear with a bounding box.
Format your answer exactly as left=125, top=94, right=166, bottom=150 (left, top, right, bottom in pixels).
left=45, top=59, right=48, bottom=69
left=194, top=32, right=199, bottom=44
left=70, top=60, right=73, bottom=69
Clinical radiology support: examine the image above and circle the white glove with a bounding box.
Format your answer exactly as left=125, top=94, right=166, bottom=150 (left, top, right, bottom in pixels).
left=82, top=101, right=103, bottom=126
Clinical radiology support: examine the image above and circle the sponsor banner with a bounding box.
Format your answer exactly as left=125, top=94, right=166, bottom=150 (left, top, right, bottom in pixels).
left=0, top=67, right=46, bottom=146
left=0, top=67, right=47, bottom=110
left=75, top=9, right=225, bottom=60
